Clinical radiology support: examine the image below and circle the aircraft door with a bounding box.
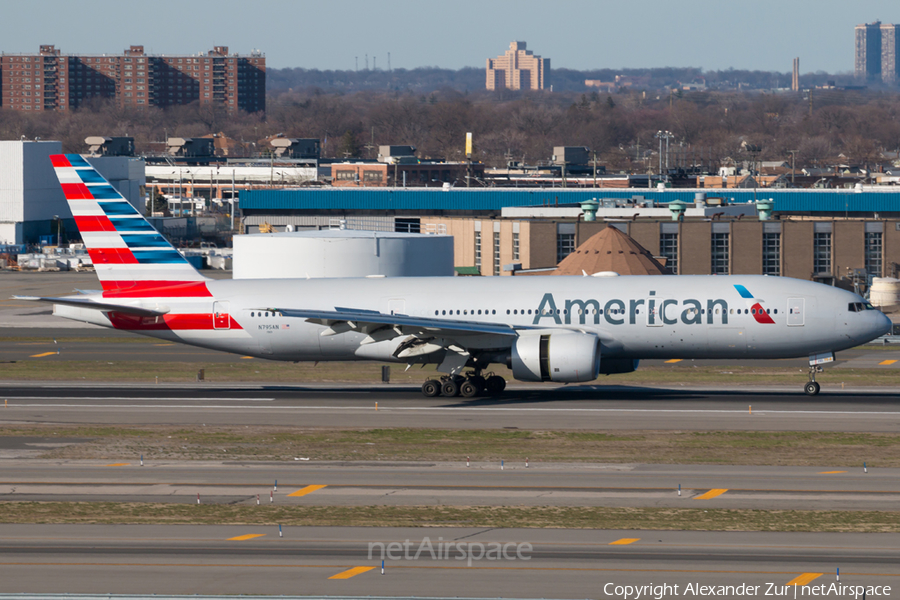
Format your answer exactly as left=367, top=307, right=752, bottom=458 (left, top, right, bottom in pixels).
left=645, top=296, right=663, bottom=326
left=213, top=301, right=230, bottom=330
left=388, top=299, right=406, bottom=315
left=787, top=298, right=804, bottom=326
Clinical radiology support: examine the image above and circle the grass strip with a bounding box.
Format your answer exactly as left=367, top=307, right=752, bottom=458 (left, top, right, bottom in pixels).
left=4, top=425, right=900, bottom=466
left=1, top=502, right=899, bottom=533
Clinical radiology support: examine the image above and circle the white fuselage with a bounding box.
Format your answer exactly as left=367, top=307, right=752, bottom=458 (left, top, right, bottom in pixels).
left=54, top=275, right=891, bottom=367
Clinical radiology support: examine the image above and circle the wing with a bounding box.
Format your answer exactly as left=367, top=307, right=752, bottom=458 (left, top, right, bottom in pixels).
left=261, top=306, right=524, bottom=338
left=13, top=295, right=169, bottom=317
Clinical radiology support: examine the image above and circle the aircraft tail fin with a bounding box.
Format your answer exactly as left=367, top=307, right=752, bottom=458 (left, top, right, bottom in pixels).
left=51, top=154, right=210, bottom=299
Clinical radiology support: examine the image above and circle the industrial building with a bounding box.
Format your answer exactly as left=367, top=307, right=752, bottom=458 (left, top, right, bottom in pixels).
left=238, top=187, right=900, bottom=287
left=486, top=41, right=548, bottom=91
left=0, top=140, right=144, bottom=245
left=0, top=45, right=265, bottom=113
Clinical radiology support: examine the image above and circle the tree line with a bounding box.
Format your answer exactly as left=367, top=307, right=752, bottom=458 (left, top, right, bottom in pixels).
left=2, top=84, right=899, bottom=173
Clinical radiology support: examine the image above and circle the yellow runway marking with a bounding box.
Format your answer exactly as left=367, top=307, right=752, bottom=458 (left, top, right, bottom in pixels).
left=664, top=359, right=682, bottom=363
left=227, top=534, right=266, bottom=541
left=787, top=573, right=823, bottom=586
left=609, top=538, right=640, bottom=545
left=818, top=471, right=847, bottom=474
left=289, top=484, right=328, bottom=497
left=878, top=359, right=897, bottom=366
left=240, top=356, right=254, bottom=359
left=329, top=566, right=375, bottom=579
left=694, top=488, right=728, bottom=500
left=105, top=463, right=130, bottom=467
left=29, top=352, right=57, bottom=358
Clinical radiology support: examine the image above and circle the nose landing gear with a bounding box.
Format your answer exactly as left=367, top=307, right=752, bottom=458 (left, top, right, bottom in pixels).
left=804, top=352, right=834, bottom=396
left=805, top=365, right=822, bottom=396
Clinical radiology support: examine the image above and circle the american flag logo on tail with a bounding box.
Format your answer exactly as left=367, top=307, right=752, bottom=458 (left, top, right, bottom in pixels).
left=51, top=154, right=210, bottom=298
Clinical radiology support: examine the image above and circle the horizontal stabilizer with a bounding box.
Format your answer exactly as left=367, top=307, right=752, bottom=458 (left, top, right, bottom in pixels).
left=13, top=295, right=169, bottom=317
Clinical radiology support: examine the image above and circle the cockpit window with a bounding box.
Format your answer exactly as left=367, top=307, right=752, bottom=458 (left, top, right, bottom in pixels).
left=849, top=302, right=876, bottom=312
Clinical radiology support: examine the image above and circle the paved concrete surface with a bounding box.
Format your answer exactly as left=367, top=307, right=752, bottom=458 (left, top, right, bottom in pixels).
left=0, top=461, right=896, bottom=510
left=0, top=525, right=897, bottom=597
left=1, top=383, right=900, bottom=431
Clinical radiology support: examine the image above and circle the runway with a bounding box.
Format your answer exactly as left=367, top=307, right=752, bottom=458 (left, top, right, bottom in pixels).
left=0, top=524, right=895, bottom=597
left=0, top=460, right=896, bottom=510
left=1, top=383, right=900, bottom=431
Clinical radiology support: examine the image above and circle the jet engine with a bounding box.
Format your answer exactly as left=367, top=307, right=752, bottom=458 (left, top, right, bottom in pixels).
left=510, top=330, right=600, bottom=382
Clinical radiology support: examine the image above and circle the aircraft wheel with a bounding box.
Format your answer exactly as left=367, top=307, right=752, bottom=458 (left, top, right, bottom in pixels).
left=469, top=375, right=486, bottom=390
left=460, top=380, right=482, bottom=398
left=485, top=375, right=506, bottom=395
left=804, top=381, right=820, bottom=396
left=441, top=378, right=461, bottom=397
left=422, top=379, right=441, bottom=397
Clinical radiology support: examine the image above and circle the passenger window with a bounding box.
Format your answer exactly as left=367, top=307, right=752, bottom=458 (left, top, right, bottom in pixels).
left=773, top=309, right=777, bottom=314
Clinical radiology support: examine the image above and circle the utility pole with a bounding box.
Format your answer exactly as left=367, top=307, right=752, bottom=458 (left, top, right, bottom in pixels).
left=592, top=151, right=597, bottom=188
left=788, top=150, right=798, bottom=186
left=655, top=130, right=674, bottom=184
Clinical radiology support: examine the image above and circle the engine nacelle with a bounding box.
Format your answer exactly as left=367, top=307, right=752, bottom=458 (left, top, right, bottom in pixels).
left=511, top=330, right=600, bottom=382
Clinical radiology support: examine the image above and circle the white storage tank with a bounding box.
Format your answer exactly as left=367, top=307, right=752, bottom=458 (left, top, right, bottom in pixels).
left=870, top=277, right=900, bottom=307
left=233, top=229, right=454, bottom=279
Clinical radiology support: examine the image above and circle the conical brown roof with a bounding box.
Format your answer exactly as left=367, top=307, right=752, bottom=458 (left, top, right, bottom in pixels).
left=553, top=226, right=669, bottom=276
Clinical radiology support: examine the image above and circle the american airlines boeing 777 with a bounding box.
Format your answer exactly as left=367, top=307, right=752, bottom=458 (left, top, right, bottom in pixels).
left=17, top=154, right=892, bottom=397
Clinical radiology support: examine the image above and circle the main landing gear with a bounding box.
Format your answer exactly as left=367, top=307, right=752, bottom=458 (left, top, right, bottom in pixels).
left=421, top=371, right=506, bottom=398
left=805, top=365, right=822, bottom=396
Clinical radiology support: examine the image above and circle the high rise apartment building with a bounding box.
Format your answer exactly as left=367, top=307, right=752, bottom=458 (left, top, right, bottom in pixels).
left=486, top=41, right=549, bottom=91
left=881, top=23, right=900, bottom=85
left=855, top=21, right=882, bottom=81
left=853, top=21, right=900, bottom=85
left=1, top=45, right=265, bottom=113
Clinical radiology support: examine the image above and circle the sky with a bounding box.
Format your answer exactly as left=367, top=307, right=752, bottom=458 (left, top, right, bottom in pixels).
left=2, top=0, right=898, bottom=74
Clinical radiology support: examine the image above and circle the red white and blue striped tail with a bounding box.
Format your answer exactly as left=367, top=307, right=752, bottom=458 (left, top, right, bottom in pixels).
left=51, top=154, right=210, bottom=298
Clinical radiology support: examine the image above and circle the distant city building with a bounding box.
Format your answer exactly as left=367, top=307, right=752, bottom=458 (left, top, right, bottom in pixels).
left=882, top=23, right=900, bottom=84
left=486, top=41, right=549, bottom=91
left=792, top=57, right=800, bottom=91
left=0, top=45, right=265, bottom=113
left=856, top=21, right=882, bottom=81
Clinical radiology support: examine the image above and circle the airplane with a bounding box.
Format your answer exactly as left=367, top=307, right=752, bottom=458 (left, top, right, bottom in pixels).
left=14, top=154, right=893, bottom=397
